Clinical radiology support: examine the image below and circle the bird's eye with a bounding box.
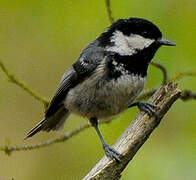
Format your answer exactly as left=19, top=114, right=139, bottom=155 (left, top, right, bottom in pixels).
left=142, top=31, right=148, bottom=36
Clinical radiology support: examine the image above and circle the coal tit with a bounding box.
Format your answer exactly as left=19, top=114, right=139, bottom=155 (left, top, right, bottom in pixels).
left=25, top=17, right=176, bottom=162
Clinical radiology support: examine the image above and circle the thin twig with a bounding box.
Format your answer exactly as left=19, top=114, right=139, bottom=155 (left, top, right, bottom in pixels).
left=0, top=60, right=49, bottom=108
left=0, top=123, right=90, bottom=155
left=180, top=89, right=196, bottom=101
left=137, top=87, right=196, bottom=102
left=105, top=0, right=114, bottom=23
left=150, top=61, right=168, bottom=84
left=171, top=71, right=196, bottom=82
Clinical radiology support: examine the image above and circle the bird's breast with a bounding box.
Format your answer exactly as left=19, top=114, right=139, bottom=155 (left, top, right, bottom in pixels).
left=65, top=73, right=146, bottom=119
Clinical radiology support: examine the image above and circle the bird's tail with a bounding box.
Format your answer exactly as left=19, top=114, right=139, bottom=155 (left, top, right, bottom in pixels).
left=24, top=107, right=70, bottom=139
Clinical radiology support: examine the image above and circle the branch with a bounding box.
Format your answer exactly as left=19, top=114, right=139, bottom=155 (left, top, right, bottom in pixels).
left=83, top=82, right=181, bottom=179
left=0, top=60, right=49, bottom=108
left=150, top=61, right=168, bottom=84
left=104, top=0, right=114, bottom=23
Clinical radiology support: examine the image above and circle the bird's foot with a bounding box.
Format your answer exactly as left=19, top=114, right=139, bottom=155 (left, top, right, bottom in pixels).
left=129, top=101, right=158, bottom=117
left=103, top=144, right=121, bottom=162
left=137, top=102, right=157, bottom=117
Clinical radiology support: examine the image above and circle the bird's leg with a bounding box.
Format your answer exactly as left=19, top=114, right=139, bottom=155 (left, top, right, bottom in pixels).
left=89, top=117, right=121, bottom=162
left=129, top=101, right=158, bottom=117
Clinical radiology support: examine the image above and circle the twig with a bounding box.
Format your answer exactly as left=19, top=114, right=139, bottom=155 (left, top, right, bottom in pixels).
left=171, top=71, right=196, bottom=82
left=180, top=89, right=196, bottom=101
left=137, top=87, right=196, bottom=102
left=105, top=0, right=114, bottom=23
left=83, top=82, right=181, bottom=179
left=150, top=61, right=168, bottom=84
left=0, top=60, right=49, bottom=108
left=0, top=123, right=90, bottom=155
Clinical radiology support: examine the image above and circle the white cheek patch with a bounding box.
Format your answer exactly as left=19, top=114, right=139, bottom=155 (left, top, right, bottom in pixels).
left=106, top=31, right=154, bottom=56
left=126, top=34, right=154, bottom=51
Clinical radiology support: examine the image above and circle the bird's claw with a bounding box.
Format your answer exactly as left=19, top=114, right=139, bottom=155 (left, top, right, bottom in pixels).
left=103, top=144, right=121, bottom=162
left=137, top=102, right=158, bottom=117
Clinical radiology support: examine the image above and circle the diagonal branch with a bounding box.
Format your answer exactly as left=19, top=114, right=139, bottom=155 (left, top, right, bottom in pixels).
left=0, top=60, right=49, bottom=108
left=83, top=82, right=181, bottom=179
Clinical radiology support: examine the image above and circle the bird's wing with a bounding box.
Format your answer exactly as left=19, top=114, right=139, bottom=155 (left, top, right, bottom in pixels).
left=45, top=48, right=103, bottom=117
left=45, top=66, right=78, bottom=117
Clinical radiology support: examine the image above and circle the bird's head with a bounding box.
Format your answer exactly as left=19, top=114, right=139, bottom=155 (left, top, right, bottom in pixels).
left=98, top=17, right=176, bottom=58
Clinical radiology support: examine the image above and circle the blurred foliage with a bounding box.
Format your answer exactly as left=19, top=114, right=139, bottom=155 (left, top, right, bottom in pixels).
left=0, top=0, right=195, bottom=179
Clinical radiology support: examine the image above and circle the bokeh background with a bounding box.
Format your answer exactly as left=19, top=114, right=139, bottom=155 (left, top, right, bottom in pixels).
left=0, top=0, right=195, bottom=179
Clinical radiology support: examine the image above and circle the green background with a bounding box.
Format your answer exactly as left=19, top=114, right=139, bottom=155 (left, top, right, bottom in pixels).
left=0, top=0, right=195, bottom=179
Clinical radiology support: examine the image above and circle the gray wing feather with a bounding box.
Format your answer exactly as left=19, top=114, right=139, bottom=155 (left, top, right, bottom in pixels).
left=45, top=66, right=78, bottom=117
left=46, top=45, right=103, bottom=117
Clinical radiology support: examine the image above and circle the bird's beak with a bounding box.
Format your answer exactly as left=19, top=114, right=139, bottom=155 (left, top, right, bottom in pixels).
left=158, top=37, right=176, bottom=46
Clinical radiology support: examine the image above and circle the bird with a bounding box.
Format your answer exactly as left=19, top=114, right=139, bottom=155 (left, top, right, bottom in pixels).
left=25, top=17, right=176, bottom=162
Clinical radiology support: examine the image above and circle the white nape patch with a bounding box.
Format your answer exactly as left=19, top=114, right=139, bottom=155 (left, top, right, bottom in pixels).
left=106, top=31, right=154, bottom=56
